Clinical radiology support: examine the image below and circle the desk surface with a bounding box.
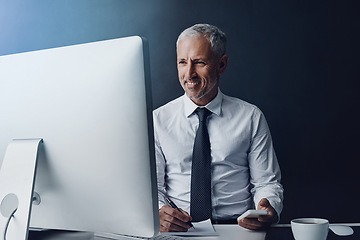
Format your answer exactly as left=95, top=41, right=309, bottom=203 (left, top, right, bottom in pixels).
left=194, top=225, right=266, bottom=240
left=266, top=225, right=360, bottom=240
left=29, top=225, right=266, bottom=240
left=28, top=224, right=360, bottom=240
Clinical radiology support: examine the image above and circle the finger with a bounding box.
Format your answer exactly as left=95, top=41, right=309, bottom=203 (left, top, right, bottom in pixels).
left=258, top=215, right=272, bottom=222
left=161, top=205, right=187, bottom=219
left=258, top=198, right=270, bottom=209
left=162, top=211, right=192, bottom=228
left=160, top=218, right=189, bottom=232
left=238, top=217, right=264, bottom=230
left=179, top=208, right=193, bottom=221
left=160, top=223, right=188, bottom=232
left=161, top=215, right=191, bottom=232
left=168, top=207, right=192, bottom=223
left=159, top=206, right=192, bottom=232
left=257, top=198, right=278, bottom=223
left=178, top=208, right=193, bottom=228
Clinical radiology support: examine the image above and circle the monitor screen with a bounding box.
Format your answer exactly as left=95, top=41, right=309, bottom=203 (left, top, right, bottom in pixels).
left=0, top=36, right=159, bottom=238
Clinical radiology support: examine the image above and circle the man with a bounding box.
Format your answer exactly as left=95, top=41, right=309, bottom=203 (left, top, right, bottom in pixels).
left=153, top=24, right=283, bottom=232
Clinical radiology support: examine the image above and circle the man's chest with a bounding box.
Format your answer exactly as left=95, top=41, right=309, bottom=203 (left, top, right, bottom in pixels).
left=158, top=116, right=253, bottom=166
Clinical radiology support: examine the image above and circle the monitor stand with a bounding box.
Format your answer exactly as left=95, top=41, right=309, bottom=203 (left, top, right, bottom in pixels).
left=0, top=139, right=43, bottom=240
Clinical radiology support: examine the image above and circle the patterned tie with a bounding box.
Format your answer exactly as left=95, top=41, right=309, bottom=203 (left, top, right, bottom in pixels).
left=190, top=107, right=212, bottom=222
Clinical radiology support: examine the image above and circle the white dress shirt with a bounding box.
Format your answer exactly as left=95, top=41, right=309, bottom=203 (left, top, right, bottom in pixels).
left=153, top=89, right=283, bottom=221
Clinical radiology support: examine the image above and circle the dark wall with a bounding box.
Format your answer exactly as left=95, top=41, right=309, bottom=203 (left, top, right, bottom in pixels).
left=1, top=0, right=359, bottom=224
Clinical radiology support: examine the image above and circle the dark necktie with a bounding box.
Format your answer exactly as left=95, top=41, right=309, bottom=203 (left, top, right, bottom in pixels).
left=190, top=107, right=212, bottom=222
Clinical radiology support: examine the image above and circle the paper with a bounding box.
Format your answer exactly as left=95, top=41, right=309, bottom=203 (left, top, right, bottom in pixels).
left=162, top=219, right=218, bottom=236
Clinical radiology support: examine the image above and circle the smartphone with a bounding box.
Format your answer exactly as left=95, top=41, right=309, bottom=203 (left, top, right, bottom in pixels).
left=237, top=209, right=269, bottom=221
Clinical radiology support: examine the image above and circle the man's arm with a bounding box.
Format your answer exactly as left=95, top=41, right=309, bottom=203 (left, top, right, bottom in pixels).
left=242, top=109, right=284, bottom=230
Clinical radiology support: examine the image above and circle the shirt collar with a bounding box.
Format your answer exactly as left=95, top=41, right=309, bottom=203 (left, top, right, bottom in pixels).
left=183, top=88, right=223, bottom=118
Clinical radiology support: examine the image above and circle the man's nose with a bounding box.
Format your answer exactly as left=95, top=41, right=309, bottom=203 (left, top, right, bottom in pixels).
left=185, top=62, right=196, bottom=79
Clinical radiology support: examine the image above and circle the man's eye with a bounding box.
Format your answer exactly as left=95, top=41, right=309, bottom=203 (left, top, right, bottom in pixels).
left=178, top=61, right=186, bottom=65
left=195, top=61, right=205, bottom=65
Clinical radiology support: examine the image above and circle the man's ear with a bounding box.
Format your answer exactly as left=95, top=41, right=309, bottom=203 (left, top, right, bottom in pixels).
left=217, top=54, right=229, bottom=75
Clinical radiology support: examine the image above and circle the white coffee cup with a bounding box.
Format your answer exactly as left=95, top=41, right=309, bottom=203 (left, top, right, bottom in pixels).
left=291, top=218, right=329, bottom=240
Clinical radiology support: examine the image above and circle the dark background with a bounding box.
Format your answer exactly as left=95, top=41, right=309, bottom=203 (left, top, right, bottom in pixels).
left=1, top=0, right=359, bottom=224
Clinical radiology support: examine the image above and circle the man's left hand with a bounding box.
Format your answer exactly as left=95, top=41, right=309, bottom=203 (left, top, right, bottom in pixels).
left=238, top=198, right=278, bottom=230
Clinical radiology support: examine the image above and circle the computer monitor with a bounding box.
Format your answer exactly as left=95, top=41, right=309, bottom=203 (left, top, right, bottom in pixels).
left=0, top=36, right=159, bottom=238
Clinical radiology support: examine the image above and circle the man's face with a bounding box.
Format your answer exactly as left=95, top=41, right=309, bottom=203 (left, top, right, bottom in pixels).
left=177, top=36, right=227, bottom=106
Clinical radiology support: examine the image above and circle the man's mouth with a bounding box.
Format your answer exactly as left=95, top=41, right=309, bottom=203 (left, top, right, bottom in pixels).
left=184, top=79, right=200, bottom=89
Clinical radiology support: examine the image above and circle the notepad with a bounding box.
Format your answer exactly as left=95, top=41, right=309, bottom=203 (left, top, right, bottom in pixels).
left=162, top=219, right=218, bottom=236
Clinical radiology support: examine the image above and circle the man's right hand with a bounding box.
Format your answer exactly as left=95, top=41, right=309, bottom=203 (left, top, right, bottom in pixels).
left=159, top=205, right=193, bottom=232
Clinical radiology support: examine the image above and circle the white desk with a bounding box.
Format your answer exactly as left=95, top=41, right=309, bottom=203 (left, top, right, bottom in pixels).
left=29, top=225, right=266, bottom=240
left=27, top=224, right=360, bottom=240
left=205, top=225, right=266, bottom=240
left=95, top=225, right=266, bottom=240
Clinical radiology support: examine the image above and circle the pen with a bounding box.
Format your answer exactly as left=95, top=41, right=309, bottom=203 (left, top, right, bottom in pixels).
left=164, top=196, right=194, bottom=229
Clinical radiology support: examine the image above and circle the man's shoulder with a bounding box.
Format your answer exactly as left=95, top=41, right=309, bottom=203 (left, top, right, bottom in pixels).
left=153, top=95, right=184, bottom=117
left=222, top=94, right=261, bottom=114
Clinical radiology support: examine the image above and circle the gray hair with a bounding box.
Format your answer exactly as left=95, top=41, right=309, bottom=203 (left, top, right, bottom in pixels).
left=176, top=24, right=227, bottom=60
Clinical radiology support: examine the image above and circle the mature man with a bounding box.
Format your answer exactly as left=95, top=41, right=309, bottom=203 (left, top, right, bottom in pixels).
left=153, top=24, right=283, bottom=232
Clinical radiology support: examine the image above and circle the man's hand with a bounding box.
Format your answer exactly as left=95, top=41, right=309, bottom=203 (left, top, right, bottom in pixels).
left=159, top=205, right=193, bottom=232
left=238, top=198, right=278, bottom=230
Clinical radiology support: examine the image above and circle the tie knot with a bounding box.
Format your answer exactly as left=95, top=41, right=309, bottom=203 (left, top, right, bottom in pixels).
left=196, top=108, right=211, bottom=122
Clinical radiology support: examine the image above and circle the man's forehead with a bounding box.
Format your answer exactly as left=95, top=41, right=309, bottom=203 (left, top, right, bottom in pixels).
left=177, top=36, right=213, bottom=58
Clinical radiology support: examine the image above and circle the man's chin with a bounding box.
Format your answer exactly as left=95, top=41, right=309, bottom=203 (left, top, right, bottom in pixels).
left=186, top=92, right=204, bottom=101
